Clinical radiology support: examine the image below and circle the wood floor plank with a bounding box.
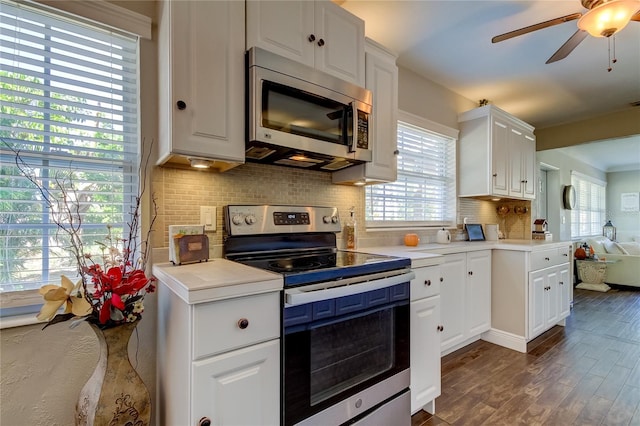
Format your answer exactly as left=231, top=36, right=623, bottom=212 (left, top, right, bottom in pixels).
left=595, top=364, right=633, bottom=401
left=573, top=395, right=614, bottom=426
left=545, top=374, right=604, bottom=425
left=602, top=384, right=640, bottom=426
left=413, top=288, right=640, bottom=426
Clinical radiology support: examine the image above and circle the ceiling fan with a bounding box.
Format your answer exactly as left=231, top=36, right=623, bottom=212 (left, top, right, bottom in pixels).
left=492, top=0, right=640, bottom=64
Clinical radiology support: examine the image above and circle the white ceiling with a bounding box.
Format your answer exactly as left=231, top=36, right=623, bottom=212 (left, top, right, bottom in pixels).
left=554, top=134, right=640, bottom=172
left=339, top=0, right=640, bottom=171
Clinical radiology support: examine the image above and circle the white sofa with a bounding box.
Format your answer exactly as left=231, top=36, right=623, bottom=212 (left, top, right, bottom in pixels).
left=585, top=236, right=640, bottom=288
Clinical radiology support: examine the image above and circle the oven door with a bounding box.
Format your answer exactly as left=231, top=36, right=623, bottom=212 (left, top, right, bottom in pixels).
left=283, top=271, right=413, bottom=426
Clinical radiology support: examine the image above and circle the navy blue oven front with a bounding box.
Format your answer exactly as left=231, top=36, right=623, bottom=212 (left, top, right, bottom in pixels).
left=283, top=269, right=413, bottom=426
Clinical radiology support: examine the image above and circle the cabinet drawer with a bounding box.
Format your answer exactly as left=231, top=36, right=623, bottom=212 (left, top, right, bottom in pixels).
left=556, top=246, right=571, bottom=264
left=193, top=292, right=280, bottom=359
left=411, top=266, right=441, bottom=301
left=531, top=248, right=557, bottom=270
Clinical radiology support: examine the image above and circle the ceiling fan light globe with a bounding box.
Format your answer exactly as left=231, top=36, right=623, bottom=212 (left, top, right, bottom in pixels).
left=577, top=0, right=640, bottom=37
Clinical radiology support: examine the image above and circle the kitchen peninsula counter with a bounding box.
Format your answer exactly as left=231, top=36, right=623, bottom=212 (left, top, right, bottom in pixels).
left=360, top=239, right=571, bottom=259
left=153, top=259, right=283, bottom=304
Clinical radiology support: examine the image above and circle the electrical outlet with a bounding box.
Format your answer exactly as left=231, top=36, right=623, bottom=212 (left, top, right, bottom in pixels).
left=200, top=206, right=216, bottom=231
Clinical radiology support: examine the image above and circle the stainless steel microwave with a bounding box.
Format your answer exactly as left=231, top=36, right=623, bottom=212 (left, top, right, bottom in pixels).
left=247, top=47, right=373, bottom=171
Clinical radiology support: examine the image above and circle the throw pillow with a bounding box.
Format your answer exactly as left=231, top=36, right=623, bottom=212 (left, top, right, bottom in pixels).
left=604, top=240, right=629, bottom=255
left=619, top=242, right=640, bottom=255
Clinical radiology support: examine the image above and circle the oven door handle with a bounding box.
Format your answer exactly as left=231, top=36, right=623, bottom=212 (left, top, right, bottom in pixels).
left=284, top=270, right=415, bottom=306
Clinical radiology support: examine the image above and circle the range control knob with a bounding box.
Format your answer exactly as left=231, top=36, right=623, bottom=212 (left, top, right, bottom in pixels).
left=323, top=215, right=331, bottom=224
left=245, top=215, right=256, bottom=225
left=231, top=214, right=243, bottom=226
left=331, top=216, right=339, bottom=224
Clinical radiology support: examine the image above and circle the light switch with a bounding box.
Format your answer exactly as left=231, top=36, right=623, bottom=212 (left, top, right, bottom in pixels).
left=200, top=206, right=216, bottom=231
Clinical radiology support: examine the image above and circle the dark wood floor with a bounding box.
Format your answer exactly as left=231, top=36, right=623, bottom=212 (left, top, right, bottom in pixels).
left=412, top=287, right=640, bottom=426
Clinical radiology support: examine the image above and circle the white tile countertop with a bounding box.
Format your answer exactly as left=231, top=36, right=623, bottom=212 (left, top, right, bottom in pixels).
left=152, top=259, right=283, bottom=304
left=359, top=239, right=572, bottom=260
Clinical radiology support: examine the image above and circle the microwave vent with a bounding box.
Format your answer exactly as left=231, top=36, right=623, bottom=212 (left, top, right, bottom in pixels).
left=321, top=160, right=352, bottom=171
left=246, top=146, right=276, bottom=160
left=275, top=158, right=318, bottom=168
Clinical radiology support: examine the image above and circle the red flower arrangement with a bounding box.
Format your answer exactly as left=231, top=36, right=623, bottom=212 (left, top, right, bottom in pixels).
left=12, top=143, right=157, bottom=330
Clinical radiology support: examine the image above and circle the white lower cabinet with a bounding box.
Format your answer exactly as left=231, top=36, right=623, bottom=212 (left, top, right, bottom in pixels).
left=157, top=285, right=280, bottom=426
left=488, top=244, right=572, bottom=353
left=410, top=264, right=442, bottom=414
left=440, top=250, right=491, bottom=354
left=192, top=340, right=280, bottom=426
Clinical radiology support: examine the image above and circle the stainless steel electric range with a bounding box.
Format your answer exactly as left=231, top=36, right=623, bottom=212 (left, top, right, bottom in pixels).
left=224, top=205, right=413, bottom=426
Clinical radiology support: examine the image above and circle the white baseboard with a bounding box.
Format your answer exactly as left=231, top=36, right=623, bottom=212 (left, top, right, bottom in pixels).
left=481, top=328, right=527, bottom=353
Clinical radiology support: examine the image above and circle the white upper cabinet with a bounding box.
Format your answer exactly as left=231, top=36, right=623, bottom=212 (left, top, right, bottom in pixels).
left=246, top=0, right=365, bottom=85
left=157, top=0, right=245, bottom=171
left=458, top=105, right=536, bottom=200
left=332, top=39, right=398, bottom=185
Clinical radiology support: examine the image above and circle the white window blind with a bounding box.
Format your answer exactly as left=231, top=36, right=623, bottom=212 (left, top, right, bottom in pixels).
left=570, top=171, right=606, bottom=238
left=0, top=0, right=140, bottom=297
left=366, top=118, right=456, bottom=228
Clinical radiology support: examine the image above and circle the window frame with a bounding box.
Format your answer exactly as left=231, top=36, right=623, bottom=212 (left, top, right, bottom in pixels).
left=570, top=170, right=607, bottom=239
left=0, top=0, right=148, bottom=323
left=365, top=110, right=458, bottom=229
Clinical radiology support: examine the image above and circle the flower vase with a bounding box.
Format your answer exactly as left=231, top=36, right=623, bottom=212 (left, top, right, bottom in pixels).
left=76, top=321, right=151, bottom=426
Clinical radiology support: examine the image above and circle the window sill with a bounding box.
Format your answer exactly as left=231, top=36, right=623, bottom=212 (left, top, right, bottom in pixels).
left=0, top=313, right=41, bottom=330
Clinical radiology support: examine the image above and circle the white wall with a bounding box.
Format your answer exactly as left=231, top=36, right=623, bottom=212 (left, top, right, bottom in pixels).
left=536, top=149, right=607, bottom=241
left=606, top=170, right=640, bottom=242
left=398, top=67, right=475, bottom=128
left=0, top=2, right=158, bottom=425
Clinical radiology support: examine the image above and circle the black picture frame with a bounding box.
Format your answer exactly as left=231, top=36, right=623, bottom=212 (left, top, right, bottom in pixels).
left=466, top=224, right=485, bottom=241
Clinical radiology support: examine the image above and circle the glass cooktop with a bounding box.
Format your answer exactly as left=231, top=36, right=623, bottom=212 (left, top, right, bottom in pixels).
left=231, top=249, right=410, bottom=287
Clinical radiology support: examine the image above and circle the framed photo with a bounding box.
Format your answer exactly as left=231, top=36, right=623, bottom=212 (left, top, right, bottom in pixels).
left=466, top=224, right=485, bottom=241
left=621, top=192, right=640, bottom=212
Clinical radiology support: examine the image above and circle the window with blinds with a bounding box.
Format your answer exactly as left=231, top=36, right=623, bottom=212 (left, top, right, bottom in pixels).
left=570, top=171, right=607, bottom=238
left=0, top=0, right=140, bottom=296
left=366, top=118, right=456, bottom=228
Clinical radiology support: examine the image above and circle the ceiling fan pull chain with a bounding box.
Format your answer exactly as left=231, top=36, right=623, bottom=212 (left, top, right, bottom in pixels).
left=612, top=36, right=617, bottom=65
left=607, top=37, right=612, bottom=72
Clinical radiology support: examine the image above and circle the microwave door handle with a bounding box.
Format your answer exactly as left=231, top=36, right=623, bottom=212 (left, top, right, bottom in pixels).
left=346, top=104, right=355, bottom=153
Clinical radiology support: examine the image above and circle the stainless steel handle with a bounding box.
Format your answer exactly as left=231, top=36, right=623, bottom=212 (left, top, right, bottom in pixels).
left=284, top=270, right=415, bottom=306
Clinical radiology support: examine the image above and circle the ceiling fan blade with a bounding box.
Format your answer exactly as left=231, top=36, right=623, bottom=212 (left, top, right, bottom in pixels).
left=492, top=13, right=582, bottom=43
left=546, top=30, right=588, bottom=64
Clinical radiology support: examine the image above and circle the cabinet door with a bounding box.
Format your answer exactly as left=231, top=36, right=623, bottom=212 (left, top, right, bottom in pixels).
left=314, top=0, right=365, bottom=85
left=544, top=268, right=560, bottom=329
left=558, top=264, right=571, bottom=319
left=363, top=44, right=397, bottom=181
left=440, top=254, right=466, bottom=352
left=466, top=250, right=491, bottom=336
left=410, top=295, right=441, bottom=413
left=246, top=0, right=315, bottom=67
left=522, top=132, right=537, bottom=199
left=491, top=118, right=509, bottom=196
left=508, top=127, right=525, bottom=198
left=528, top=270, right=546, bottom=339
left=167, top=0, right=245, bottom=163
left=192, top=339, right=280, bottom=426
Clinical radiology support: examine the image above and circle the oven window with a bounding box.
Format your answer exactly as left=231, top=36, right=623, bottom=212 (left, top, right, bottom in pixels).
left=309, top=309, right=393, bottom=405
left=262, top=81, right=350, bottom=144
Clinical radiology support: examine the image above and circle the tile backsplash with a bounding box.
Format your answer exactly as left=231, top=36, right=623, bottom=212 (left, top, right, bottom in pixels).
left=152, top=163, right=532, bottom=254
